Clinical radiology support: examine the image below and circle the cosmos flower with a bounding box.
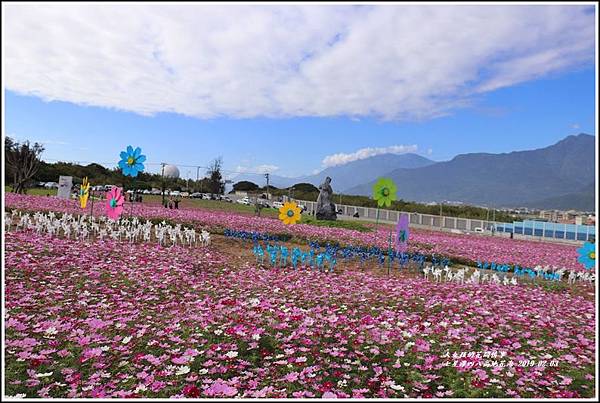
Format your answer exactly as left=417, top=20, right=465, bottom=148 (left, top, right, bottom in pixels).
left=118, top=145, right=146, bottom=177
left=105, top=187, right=125, bottom=220
left=279, top=201, right=301, bottom=225
left=577, top=242, right=596, bottom=270
left=372, top=178, right=397, bottom=208
left=79, top=177, right=90, bottom=209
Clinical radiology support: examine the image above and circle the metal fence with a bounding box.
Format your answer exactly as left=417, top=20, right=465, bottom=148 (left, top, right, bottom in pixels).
left=294, top=199, right=596, bottom=243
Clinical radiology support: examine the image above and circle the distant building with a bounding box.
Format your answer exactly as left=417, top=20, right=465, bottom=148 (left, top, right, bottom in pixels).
left=539, top=209, right=585, bottom=224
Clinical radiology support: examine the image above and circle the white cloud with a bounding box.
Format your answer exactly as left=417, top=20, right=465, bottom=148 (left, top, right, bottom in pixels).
left=9, top=134, right=69, bottom=146
left=322, top=144, right=418, bottom=167
left=571, top=123, right=581, bottom=129
left=3, top=4, right=595, bottom=121
left=427, top=148, right=433, bottom=156
left=234, top=164, right=279, bottom=174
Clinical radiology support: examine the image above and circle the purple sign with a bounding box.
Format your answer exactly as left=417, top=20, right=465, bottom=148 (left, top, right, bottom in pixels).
left=396, top=213, right=410, bottom=253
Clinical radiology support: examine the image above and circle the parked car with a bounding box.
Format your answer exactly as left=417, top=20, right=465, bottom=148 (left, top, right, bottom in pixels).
left=202, top=194, right=211, bottom=200
left=237, top=197, right=251, bottom=205
left=170, top=190, right=181, bottom=197
left=474, top=227, right=484, bottom=233
left=272, top=201, right=284, bottom=209
left=222, top=196, right=233, bottom=203
left=180, top=192, right=190, bottom=198
left=151, top=189, right=161, bottom=195
left=44, top=182, right=59, bottom=189
left=191, top=192, right=203, bottom=198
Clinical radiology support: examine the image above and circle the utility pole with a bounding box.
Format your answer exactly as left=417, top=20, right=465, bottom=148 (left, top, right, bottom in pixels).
left=161, top=163, right=166, bottom=206
left=439, top=201, right=443, bottom=228
left=196, top=166, right=200, bottom=192
left=265, top=173, right=270, bottom=201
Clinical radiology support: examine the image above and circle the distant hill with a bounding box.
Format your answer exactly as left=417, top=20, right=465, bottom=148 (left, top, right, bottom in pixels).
left=232, top=153, right=434, bottom=192
left=524, top=182, right=596, bottom=211
left=346, top=134, right=596, bottom=210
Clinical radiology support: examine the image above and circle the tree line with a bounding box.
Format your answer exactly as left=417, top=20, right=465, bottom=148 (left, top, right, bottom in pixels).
left=5, top=136, right=514, bottom=222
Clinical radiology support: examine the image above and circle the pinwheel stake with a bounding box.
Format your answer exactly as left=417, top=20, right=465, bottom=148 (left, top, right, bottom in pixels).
left=387, top=231, right=393, bottom=275
left=118, top=145, right=146, bottom=219
left=372, top=177, right=397, bottom=269
left=90, top=189, right=94, bottom=218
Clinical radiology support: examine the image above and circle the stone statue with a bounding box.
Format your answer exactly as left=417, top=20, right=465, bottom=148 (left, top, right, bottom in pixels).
left=316, top=176, right=337, bottom=220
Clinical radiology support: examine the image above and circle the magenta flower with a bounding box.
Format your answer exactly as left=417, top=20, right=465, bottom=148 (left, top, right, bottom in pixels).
left=105, top=187, right=124, bottom=220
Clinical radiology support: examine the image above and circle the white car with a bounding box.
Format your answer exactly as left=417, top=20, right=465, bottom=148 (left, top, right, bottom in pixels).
left=180, top=192, right=189, bottom=198
left=44, top=182, right=59, bottom=189
left=170, top=190, right=181, bottom=197
left=143, top=189, right=151, bottom=194
left=272, top=201, right=284, bottom=209
left=202, top=194, right=211, bottom=200
left=237, top=197, right=251, bottom=205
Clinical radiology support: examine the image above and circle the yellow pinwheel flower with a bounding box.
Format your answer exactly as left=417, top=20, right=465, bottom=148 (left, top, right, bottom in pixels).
left=279, top=201, right=302, bottom=225
left=79, top=177, right=91, bottom=209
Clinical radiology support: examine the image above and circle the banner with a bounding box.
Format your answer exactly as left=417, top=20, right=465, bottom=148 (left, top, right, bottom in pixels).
left=57, top=176, right=73, bottom=200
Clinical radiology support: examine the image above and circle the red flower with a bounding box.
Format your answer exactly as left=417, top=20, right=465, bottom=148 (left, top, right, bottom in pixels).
left=183, top=384, right=201, bottom=398
left=30, top=358, right=43, bottom=368
left=322, top=381, right=333, bottom=391
left=222, top=298, right=236, bottom=306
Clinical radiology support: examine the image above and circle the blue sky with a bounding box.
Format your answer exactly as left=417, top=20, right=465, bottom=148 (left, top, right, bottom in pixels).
left=3, top=4, right=596, bottom=180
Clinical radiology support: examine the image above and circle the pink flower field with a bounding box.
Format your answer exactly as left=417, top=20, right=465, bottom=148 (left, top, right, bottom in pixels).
left=4, top=229, right=596, bottom=398
left=4, top=193, right=585, bottom=271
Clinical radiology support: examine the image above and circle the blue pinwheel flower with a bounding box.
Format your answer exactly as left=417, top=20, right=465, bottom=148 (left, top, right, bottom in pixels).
left=577, top=242, right=596, bottom=270
left=118, top=145, right=146, bottom=177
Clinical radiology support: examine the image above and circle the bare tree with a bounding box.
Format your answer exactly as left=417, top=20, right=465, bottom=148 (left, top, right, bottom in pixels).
left=206, top=157, right=225, bottom=195
left=5, top=136, right=45, bottom=194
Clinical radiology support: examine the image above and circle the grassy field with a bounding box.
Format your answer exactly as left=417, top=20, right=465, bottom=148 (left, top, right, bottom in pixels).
left=4, top=188, right=373, bottom=232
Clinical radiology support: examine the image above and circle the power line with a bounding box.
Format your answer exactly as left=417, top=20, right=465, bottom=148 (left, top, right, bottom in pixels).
left=39, top=158, right=274, bottom=177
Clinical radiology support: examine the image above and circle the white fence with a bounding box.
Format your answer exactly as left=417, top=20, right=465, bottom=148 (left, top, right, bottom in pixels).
left=293, top=199, right=593, bottom=243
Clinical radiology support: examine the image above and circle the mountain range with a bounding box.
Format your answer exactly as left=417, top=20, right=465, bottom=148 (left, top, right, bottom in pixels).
left=233, top=153, right=435, bottom=191
left=233, top=133, right=596, bottom=211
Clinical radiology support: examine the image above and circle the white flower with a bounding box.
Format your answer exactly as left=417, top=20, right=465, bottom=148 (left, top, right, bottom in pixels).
left=225, top=351, right=238, bottom=359
left=5, top=394, right=26, bottom=399
left=122, top=336, right=132, bottom=344
left=100, top=346, right=110, bottom=352
left=248, top=298, right=260, bottom=307
left=251, top=333, right=261, bottom=341
left=44, top=327, right=58, bottom=335
left=214, top=329, right=223, bottom=335
left=390, top=383, right=405, bottom=391
left=134, top=384, right=147, bottom=393
left=35, top=372, right=53, bottom=378
left=175, top=366, right=190, bottom=376
left=198, top=369, right=209, bottom=375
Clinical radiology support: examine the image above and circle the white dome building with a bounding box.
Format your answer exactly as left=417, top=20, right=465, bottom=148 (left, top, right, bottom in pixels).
left=163, top=164, right=180, bottom=179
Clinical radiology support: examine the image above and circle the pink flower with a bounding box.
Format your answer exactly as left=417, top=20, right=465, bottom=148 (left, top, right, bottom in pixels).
left=105, top=187, right=124, bottom=220
left=204, top=380, right=238, bottom=397
left=414, top=338, right=431, bottom=352
left=323, top=391, right=338, bottom=398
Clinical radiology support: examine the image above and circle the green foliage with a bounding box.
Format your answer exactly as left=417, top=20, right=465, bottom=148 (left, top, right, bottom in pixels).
left=300, top=216, right=372, bottom=233
left=291, top=182, right=319, bottom=192
left=233, top=181, right=259, bottom=191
